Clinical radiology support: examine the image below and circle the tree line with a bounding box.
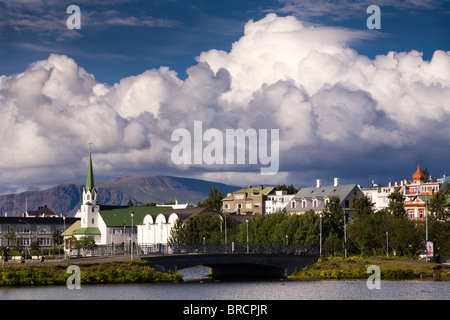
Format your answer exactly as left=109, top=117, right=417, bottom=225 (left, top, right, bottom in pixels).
left=170, top=188, right=450, bottom=259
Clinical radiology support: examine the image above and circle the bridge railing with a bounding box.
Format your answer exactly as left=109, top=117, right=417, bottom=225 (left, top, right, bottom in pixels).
left=138, top=243, right=318, bottom=256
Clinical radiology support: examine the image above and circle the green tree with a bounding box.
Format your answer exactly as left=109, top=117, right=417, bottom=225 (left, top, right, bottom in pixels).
left=3, top=227, right=16, bottom=247
left=197, top=187, right=225, bottom=211
left=428, top=190, right=449, bottom=221
left=388, top=190, right=406, bottom=219
left=350, top=194, right=374, bottom=219
left=276, top=184, right=298, bottom=194
left=52, top=230, right=63, bottom=246
left=168, top=213, right=223, bottom=244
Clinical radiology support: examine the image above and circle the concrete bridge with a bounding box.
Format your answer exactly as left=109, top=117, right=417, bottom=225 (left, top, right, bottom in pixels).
left=140, top=243, right=319, bottom=279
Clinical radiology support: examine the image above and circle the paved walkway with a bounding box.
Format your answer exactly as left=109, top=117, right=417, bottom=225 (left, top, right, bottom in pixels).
left=5, top=254, right=135, bottom=267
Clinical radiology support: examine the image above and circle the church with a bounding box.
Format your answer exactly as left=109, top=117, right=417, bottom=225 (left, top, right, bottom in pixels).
left=71, top=150, right=221, bottom=250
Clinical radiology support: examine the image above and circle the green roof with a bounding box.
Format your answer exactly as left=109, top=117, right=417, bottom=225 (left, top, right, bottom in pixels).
left=225, top=187, right=274, bottom=199
left=99, top=205, right=170, bottom=227
left=65, top=220, right=81, bottom=236
left=73, top=227, right=101, bottom=235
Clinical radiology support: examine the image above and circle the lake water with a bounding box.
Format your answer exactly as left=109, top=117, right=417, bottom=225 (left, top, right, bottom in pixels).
left=0, top=267, right=448, bottom=300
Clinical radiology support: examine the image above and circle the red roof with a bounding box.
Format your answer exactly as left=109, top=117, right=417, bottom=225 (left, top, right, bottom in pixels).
left=412, top=164, right=425, bottom=181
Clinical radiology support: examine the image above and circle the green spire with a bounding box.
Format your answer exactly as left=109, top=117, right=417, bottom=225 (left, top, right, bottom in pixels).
left=85, top=151, right=95, bottom=192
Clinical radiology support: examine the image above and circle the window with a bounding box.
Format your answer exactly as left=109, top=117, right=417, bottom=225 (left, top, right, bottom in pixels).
left=39, top=238, right=51, bottom=246
left=344, top=200, right=350, bottom=208
left=91, top=218, right=95, bottom=224
left=87, top=194, right=90, bottom=200
left=302, top=200, right=307, bottom=208
left=313, top=200, right=318, bottom=208
left=92, top=207, right=95, bottom=212
left=292, top=201, right=296, bottom=209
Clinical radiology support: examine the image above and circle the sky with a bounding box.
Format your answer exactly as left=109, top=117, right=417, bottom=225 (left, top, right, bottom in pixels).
left=0, top=0, right=449, bottom=195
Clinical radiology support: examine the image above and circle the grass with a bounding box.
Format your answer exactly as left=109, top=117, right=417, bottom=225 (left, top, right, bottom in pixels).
left=290, top=256, right=450, bottom=280
left=0, top=260, right=183, bottom=286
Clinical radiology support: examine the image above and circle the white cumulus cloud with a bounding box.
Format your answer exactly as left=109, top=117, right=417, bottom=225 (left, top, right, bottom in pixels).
left=0, top=13, right=449, bottom=193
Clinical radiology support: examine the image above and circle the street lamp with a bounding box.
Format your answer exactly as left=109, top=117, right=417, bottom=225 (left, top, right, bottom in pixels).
left=344, top=212, right=347, bottom=260
left=319, top=212, right=323, bottom=257
left=246, top=218, right=249, bottom=254
left=386, top=231, right=389, bottom=259
left=19, top=220, right=31, bottom=257
left=130, top=211, right=134, bottom=260
left=62, top=214, right=66, bottom=259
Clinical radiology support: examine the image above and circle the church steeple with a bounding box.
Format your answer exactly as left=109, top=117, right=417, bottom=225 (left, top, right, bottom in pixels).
left=85, top=150, right=95, bottom=192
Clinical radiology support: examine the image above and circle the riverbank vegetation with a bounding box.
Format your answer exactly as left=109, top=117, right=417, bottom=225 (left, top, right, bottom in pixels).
left=290, top=256, right=450, bottom=280
left=0, top=260, right=182, bottom=286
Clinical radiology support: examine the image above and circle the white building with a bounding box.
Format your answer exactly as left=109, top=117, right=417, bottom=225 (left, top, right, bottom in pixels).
left=137, top=207, right=221, bottom=247
left=361, top=182, right=400, bottom=211
left=265, top=190, right=295, bottom=213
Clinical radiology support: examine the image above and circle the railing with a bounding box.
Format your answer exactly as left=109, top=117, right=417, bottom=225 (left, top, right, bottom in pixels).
left=139, top=243, right=319, bottom=256
left=67, top=243, right=319, bottom=257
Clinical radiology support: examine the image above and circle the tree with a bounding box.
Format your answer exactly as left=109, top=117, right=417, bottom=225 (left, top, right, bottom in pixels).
left=388, top=190, right=406, bottom=219
left=197, top=187, right=224, bottom=211
left=74, top=236, right=96, bottom=256
left=428, top=190, right=449, bottom=221
left=3, top=227, right=16, bottom=247
left=168, top=213, right=223, bottom=244
left=350, top=194, right=375, bottom=219
left=52, top=230, right=63, bottom=246
left=276, top=184, right=298, bottom=194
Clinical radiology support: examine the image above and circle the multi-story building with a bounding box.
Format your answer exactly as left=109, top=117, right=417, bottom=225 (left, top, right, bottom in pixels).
left=0, top=215, right=78, bottom=248
left=361, top=182, right=401, bottom=211
left=222, top=185, right=275, bottom=215
left=265, top=190, right=295, bottom=213
left=285, top=178, right=364, bottom=217
left=402, top=164, right=448, bottom=220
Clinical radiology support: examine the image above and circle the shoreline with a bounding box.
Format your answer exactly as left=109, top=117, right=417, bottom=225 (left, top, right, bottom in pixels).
left=0, top=256, right=448, bottom=287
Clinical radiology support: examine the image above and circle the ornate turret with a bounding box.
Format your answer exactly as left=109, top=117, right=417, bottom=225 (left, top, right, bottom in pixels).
left=412, top=163, right=425, bottom=182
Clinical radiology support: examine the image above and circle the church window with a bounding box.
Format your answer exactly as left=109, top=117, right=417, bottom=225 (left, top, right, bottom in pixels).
left=92, top=218, right=94, bottom=224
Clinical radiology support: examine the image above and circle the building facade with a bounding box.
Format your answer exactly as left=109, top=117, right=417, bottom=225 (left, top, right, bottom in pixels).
left=265, top=190, right=295, bottom=213
left=285, top=178, right=363, bottom=217
left=222, top=185, right=275, bottom=215
left=0, top=216, right=78, bottom=248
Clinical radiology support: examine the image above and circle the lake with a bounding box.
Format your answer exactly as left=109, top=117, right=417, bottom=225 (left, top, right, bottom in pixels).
left=0, top=267, right=448, bottom=300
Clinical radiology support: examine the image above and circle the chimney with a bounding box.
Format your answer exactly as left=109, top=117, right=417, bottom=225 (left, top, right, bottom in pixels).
left=316, top=179, right=321, bottom=188
left=334, top=177, right=339, bottom=187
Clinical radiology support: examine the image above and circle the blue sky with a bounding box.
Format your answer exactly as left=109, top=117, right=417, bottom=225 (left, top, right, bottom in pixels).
left=2, top=0, right=449, bottom=83
left=0, top=0, right=450, bottom=195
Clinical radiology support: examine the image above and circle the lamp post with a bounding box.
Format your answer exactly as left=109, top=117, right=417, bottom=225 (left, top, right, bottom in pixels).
left=344, top=212, right=347, bottom=260
left=319, top=212, right=323, bottom=257
left=386, top=231, right=389, bottom=259
left=130, top=211, right=134, bottom=261
left=246, top=218, right=249, bottom=254
left=62, top=214, right=66, bottom=259
left=19, top=220, right=31, bottom=257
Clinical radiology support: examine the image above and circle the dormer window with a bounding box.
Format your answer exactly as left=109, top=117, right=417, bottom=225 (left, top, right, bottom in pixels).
left=313, top=199, right=318, bottom=208
left=302, top=200, right=307, bottom=208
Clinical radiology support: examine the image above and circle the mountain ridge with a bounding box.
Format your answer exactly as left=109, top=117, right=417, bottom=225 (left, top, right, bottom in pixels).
left=0, top=175, right=241, bottom=217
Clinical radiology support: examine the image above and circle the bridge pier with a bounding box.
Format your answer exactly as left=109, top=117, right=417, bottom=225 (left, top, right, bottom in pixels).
left=141, top=253, right=318, bottom=280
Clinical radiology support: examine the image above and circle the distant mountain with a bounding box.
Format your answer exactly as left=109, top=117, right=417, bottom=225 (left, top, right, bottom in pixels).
left=0, top=175, right=241, bottom=217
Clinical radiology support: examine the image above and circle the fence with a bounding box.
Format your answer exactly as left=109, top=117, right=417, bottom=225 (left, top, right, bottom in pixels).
left=67, top=243, right=318, bottom=257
